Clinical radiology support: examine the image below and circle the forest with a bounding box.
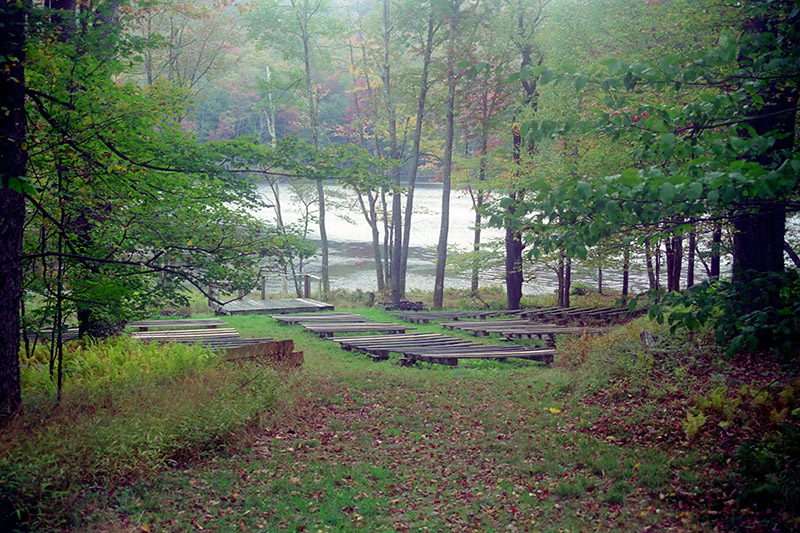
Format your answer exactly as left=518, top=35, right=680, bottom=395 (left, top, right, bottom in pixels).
left=0, top=0, right=798, bottom=530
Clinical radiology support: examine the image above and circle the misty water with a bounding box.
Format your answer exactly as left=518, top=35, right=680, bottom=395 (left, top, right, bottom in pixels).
left=253, top=182, right=685, bottom=297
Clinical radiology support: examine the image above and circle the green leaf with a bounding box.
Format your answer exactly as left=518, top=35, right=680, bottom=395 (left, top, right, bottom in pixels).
left=574, top=74, right=588, bottom=91
left=618, top=168, right=641, bottom=187
left=659, top=132, right=676, bottom=158
left=686, top=181, right=703, bottom=201
left=659, top=182, right=676, bottom=204
left=540, top=68, right=554, bottom=85
left=576, top=181, right=592, bottom=200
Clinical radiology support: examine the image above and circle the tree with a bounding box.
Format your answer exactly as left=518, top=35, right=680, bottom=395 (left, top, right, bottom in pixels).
left=247, top=0, right=339, bottom=299
left=505, top=0, right=550, bottom=310
left=432, top=0, right=465, bottom=309
left=517, top=0, right=798, bottom=352
left=0, top=0, right=26, bottom=422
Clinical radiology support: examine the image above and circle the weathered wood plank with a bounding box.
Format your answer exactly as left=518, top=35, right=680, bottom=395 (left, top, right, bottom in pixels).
left=216, top=298, right=334, bottom=316
left=273, top=313, right=369, bottom=324
left=128, top=318, right=227, bottom=331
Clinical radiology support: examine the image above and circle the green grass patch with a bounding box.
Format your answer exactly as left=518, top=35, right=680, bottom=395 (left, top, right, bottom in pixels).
left=1, top=337, right=290, bottom=530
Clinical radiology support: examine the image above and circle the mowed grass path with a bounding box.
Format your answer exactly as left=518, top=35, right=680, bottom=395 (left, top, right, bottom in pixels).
left=91, top=313, right=705, bottom=531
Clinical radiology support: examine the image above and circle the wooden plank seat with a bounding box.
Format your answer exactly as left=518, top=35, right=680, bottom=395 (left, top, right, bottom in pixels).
left=303, top=322, right=416, bottom=338
left=520, top=306, right=585, bottom=319
left=131, top=327, right=240, bottom=340
left=272, top=313, right=370, bottom=324
left=388, top=310, right=522, bottom=324
left=128, top=318, right=227, bottom=331
left=402, top=348, right=556, bottom=367
left=331, top=331, right=555, bottom=366
left=439, top=319, right=533, bottom=333
left=333, top=332, right=482, bottom=361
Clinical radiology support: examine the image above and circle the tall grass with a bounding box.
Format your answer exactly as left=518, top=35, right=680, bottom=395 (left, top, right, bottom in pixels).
left=1, top=336, right=289, bottom=530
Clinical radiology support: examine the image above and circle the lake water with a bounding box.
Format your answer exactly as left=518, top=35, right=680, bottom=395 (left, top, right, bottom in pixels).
left=253, top=182, right=671, bottom=296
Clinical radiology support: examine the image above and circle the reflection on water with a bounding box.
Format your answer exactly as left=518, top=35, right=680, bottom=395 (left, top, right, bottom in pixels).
left=253, top=182, right=697, bottom=296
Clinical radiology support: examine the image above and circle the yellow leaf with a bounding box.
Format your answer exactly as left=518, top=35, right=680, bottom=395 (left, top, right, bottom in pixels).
left=141, top=525, right=151, bottom=533
left=548, top=407, right=561, bottom=414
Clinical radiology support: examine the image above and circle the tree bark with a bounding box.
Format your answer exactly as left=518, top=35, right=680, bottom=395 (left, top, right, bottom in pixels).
left=432, top=0, right=461, bottom=309
left=380, top=0, right=403, bottom=303
left=730, top=12, right=797, bottom=283
left=687, top=225, right=696, bottom=288
left=0, top=0, right=26, bottom=423
left=400, top=10, right=437, bottom=297
left=622, top=244, right=630, bottom=298
left=710, top=222, right=722, bottom=278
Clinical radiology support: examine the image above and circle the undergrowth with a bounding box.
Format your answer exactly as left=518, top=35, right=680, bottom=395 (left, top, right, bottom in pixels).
left=558, top=318, right=800, bottom=530
left=0, top=337, right=290, bottom=530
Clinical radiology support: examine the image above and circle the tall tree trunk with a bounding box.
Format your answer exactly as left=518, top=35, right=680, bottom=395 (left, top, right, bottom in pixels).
left=506, top=2, right=545, bottom=310
left=0, top=0, right=26, bottom=423
left=710, top=222, right=722, bottom=278
left=784, top=241, right=800, bottom=268
left=597, top=267, right=603, bottom=295
left=297, top=0, right=328, bottom=299
left=731, top=13, right=797, bottom=284
left=433, top=1, right=461, bottom=309
left=645, top=238, right=658, bottom=290
left=506, top=123, right=526, bottom=310
left=380, top=0, right=403, bottom=303
left=470, top=123, right=489, bottom=295
left=622, top=244, right=630, bottom=299
left=358, top=192, right=385, bottom=291
left=400, top=10, right=437, bottom=297
left=687, top=225, right=696, bottom=288
left=664, top=227, right=683, bottom=293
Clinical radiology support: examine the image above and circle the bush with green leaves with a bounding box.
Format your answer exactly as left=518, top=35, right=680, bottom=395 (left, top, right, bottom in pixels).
left=650, top=269, right=800, bottom=357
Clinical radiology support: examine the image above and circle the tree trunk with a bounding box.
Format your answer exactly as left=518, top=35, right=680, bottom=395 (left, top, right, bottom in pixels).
left=784, top=240, right=800, bottom=268
left=687, top=225, right=696, bottom=288
left=645, top=239, right=658, bottom=290
left=622, top=244, right=630, bottom=299
left=504, top=193, right=524, bottom=309
left=400, top=10, right=436, bottom=297
left=380, top=0, right=403, bottom=303
left=597, top=267, right=603, bottom=295
left=710, top=222, right=722, bottom=278
left=664, top=229, right=682, bottom=292
left=0, top=0, right=26, bottom=423
left=432, top=1, right=461, bottom=309
left=730, top=13, right=797, bottom=283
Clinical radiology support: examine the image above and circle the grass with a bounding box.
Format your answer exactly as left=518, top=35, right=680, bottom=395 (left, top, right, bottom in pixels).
left=1, top=337, right=291, bottom=530
left=3, top=302, right=798, bottom=531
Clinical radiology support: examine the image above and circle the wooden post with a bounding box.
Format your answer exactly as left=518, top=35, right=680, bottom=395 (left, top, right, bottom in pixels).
left=304, top=274, right=311, bottom=298
left=261, top=276, right=266, bottom=300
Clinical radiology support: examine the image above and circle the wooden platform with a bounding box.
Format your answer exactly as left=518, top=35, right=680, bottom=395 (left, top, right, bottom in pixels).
left=332, top=332, right=555, bottom=366
left=440, top=319, right=607, bottom=344
left=388, top=310, right=522, bottom=324
left=128, top=318, right=228, bottom=331
left=214, top=298, right=334, bottom=316
left=303, top=322, right=416, bottom=338
left=272, top=312, right=369, bottom=325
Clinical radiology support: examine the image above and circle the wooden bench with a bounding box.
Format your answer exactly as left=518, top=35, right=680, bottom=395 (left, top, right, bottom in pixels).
left=303, top=322, right=416, bottom=338
left=272, top=313, right=370, bottom=325
left=128, top=318, right=228, bottom=331
left=388, top=310, right=522, bottom=324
